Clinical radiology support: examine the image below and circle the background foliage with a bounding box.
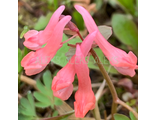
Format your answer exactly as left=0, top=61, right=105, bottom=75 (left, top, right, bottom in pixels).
left=18, top=0, right=138, bottom=119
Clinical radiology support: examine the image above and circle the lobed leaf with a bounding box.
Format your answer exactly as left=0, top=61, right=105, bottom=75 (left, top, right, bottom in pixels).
left=114, top=113, right=130, bottom=120
left=18, top=113, right=34, bottom=120
left=54, top=97, right=63, bottom=106
left=43, top=70, right=53, bottom=90
left=35, top=102, right=50, bottom=108
left=36, top=79, right=52, bottom=97
left=18, top=93, right=36, bottom=117
left=34, top=92, right=51, bottom=105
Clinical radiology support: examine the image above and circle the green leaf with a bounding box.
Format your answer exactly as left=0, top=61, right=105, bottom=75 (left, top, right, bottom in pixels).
left=34, top=78, right=55, bottom=108
left=114, top=114, right=130, bottom=120
left=117, top=0, right=135, bottom=15
left=72, top=11, right=84, bottom=30
left=18, top=113, right=34, bottom=120
left=36, top=79, right=52, bottom=97
left=129, top=112, right=137, bottom=120
left=20, top=98, right=31, bottom=110
left=27, top=93, right=35, bottom=109
left=127, top=99, right=137, bottom=106
left=53, top=0, right=58, bottom=10
left=27, top=93, right=36, bottom=115
left=35, top=102, right=50, bottom=108
left=19, top=106, right=31, bottom=116
left=23, top=47, right=28, bottom=57
left=34, top=92, right=51, bottom=105
left=18, top=93, right=36, bottom=117
left=20, top=26, right=29, bottom=39
left=18, top=48, right=23, bottom=73
left=43, top=70, right=53, bottom=89
left=34, top=12, right=53, bottom=30
left=52, top=111, right=59, bottom=117
left=54, top=97, right=63, bottom=106
left=96, top=0, right=103, bottom=10
left=112, top=14, right=138, bottom=54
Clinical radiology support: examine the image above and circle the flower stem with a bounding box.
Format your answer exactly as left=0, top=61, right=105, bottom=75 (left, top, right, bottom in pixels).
left=62, top=34, right=78, bottom=44
left=116, top=99, right=138, bottom=119
left=90, top=48, right=118, bottom=120
left=93, top=102, right=101, bottom=120
left=77, top=31, right=138, bottom=120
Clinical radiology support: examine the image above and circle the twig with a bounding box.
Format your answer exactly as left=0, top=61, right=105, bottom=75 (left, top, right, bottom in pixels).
left=100, top=88, right=109, bottom=98
left=92, top=79, right=105, bottom=120
left=106, top=105, right=122, bottom=120
left=104, top=110, right=107, bottom=120
left=93, top=102, right=101, bottom=120
left=19, top=74, right=38, bottom=90
left=20, top=0, right=34, bottom=13
left=116, top=99, right=138, bottom=119
left=95, top=80, right=106, bottom=101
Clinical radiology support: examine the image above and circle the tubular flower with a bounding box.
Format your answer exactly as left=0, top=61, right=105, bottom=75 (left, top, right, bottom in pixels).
left=23, top=5, right=65, bottom=50
left=21, top=16, right=72, bottom=76
left=52, top=56, right=75, bottom=100
left=52, top=31, right=97, bottom=100
left=74, top=5, right=138, bottom=77
left=74, top=44, right=96, bottom=118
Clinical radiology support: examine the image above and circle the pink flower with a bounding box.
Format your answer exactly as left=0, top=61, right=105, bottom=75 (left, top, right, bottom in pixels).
left=52, top=56, right=75, bottom=100
left=74, top=5, right=138, bottom=77
left=21, top=16, right=72, bottom=76
left=52, top=31, right=97, bottom=117
left=74, top=44, right=96, bottom=118
left=52, top=31, right=97, bottom=100
left=23, top=5, right=65, bottom=50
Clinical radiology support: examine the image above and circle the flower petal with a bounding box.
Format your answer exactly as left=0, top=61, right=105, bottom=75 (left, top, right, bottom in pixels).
left=22, top=16, right=71, bottom=76
left=74, top=45, right=96, bottom=118
left=114, top=66, right=136, bottom=77
left=43, top=5, right=65, bottom=34
left=23, top=5, right=65, bottom=50
left=52, top=57, right=75, bottom=91
left=80, top=31, right=97, bottom=56
left=74, top=5, right=98, bottom=33
left=53, top=84, right=73, bottom=100
left=43, top=15, right=72, bottom=54
left=52, top=31, right=96, bottom=100
left=21, top=51, right=36, bottom=67
left=25, top=64, right=46, bottom=76
left=75, top=5, right=138, bottom=77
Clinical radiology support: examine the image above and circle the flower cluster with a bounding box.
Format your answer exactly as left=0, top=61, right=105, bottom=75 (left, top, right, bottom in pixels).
left=21, top=5, right=138, bottom=118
